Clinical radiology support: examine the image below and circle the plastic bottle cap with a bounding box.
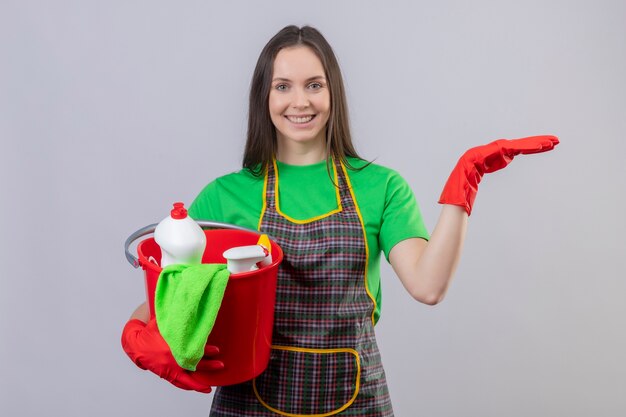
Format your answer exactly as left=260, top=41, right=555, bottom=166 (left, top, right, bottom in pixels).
left=170, top=202, right=188, bottom=219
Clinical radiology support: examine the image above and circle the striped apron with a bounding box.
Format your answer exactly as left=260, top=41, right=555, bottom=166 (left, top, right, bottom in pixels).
left=209, top=159, right=394, bottom=416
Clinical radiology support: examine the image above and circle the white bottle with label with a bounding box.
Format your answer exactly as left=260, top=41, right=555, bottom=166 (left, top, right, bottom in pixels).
left=154, top=202, right=206, bottom=267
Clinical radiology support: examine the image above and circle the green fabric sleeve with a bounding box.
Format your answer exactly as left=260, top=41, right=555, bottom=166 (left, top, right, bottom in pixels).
left=188, top=169, right=265, bottom=230
left=343, top=158, right=430, bottom=261
left=378, top=172, right=430, bottom=261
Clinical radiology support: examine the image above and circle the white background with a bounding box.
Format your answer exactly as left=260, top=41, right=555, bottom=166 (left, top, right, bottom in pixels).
left=1, top=1, right=625, bottom=416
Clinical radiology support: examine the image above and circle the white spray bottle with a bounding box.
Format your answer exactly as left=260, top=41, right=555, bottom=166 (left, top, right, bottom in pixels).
left=222, top=234, right=273, bottom=274
left=154, top=202, right=206, bottom=267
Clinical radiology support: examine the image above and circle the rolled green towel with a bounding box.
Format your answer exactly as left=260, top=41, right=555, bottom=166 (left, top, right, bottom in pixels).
left=155, top=263, right=230, bottom=371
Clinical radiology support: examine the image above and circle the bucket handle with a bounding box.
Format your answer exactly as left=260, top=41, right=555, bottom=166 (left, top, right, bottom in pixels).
left=124, top=221, right=262, bottom=268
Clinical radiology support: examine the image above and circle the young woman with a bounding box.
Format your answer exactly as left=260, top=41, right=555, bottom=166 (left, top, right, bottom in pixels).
left=122, top=25, right=558, bottom=416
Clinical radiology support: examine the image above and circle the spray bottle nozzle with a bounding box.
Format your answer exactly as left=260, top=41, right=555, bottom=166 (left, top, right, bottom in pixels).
left=223, top=244, right=270, bottom=274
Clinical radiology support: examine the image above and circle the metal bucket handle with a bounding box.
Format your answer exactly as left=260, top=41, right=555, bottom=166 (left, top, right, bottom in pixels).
left=124, top=221, right=261, bottom=268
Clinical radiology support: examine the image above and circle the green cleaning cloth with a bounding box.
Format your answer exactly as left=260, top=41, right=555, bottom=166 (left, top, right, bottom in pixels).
left=155, top=263, right=230, bottom=371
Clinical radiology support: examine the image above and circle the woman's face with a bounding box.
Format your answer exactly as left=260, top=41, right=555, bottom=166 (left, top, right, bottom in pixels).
left=269, top=46, right=331, bottom=154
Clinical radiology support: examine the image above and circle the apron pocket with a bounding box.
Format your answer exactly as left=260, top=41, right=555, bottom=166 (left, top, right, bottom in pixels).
left=253, top=346, right=361, bottom=416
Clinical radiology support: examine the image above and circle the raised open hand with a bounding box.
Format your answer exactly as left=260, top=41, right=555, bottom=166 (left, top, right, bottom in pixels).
left=438, top=135, right=559, bottom=215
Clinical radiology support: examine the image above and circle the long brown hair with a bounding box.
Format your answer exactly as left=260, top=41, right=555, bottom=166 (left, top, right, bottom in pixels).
left=243, top=25, right=366, bottom=177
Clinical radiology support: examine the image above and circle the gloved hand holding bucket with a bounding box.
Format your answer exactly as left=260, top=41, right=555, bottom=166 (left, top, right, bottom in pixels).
left=122, top=218, right=283, bottom=392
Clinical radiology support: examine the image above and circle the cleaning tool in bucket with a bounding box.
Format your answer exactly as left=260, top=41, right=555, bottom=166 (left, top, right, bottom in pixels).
left=125, top=220, right=283, bottom=387
left=223, top=244, right=269, bottom=273
left=256, top=234, right=273, bottom=266
left=154, top=202, right=206, bottom=267
left=155, top=263, right=230, bottom=371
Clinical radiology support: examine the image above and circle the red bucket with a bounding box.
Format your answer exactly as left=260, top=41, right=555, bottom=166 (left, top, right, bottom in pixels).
left=129, top=225, right=282, bottom=387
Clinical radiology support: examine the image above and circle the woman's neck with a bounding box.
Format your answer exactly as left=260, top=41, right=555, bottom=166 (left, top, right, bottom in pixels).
left=276, top=137, right=327, bottom=165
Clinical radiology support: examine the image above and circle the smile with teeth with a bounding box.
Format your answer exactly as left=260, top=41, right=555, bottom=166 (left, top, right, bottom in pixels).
left=285, top=115, right=315, bottom=124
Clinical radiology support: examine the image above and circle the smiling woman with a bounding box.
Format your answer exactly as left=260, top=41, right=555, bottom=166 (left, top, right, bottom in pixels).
left=120, top=24, right=558, bottom=417
left=243, top=26, right=358, bottom=177
left=269, top=47, right=331, bottom=164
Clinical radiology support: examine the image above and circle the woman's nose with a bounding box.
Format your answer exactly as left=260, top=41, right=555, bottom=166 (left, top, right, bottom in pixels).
left=291, top=89, right=310, bottom=108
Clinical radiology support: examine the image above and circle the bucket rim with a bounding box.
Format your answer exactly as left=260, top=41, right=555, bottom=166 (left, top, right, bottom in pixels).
left=125, top=220, right=267, bottom=269
left=135, top=228, right=284, bottom=278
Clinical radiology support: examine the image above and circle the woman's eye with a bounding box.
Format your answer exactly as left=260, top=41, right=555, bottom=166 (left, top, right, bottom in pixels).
left=308, top=82, right=322, bottom=89
left=275, top=84, right=288, bottom=91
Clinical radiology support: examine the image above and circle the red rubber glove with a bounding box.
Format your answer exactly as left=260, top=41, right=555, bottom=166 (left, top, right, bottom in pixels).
left=121, top=318, right=224, bottom=393
left=438, top=135, right=559, bottom=215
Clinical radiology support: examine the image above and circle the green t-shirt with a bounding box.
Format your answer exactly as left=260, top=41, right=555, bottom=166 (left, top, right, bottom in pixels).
left=188, top=157, right=429, bottom=323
